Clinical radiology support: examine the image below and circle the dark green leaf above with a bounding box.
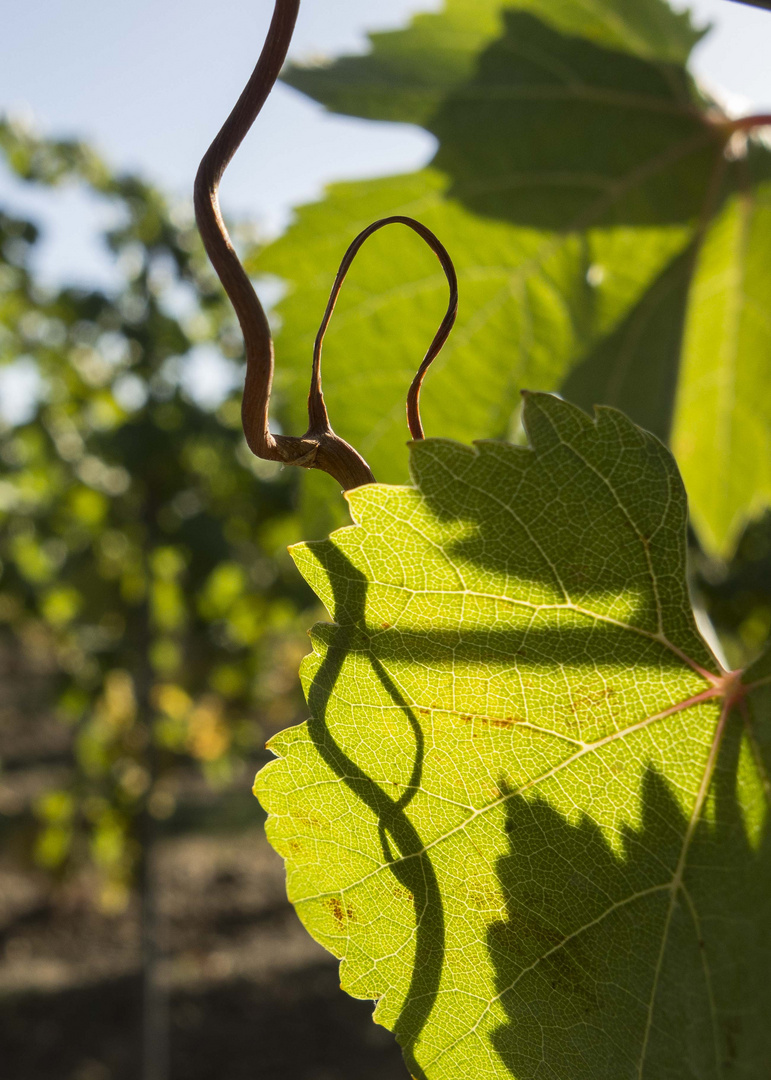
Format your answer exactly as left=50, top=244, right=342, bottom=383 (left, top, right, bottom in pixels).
left=283, top=0, right=704, bottom=125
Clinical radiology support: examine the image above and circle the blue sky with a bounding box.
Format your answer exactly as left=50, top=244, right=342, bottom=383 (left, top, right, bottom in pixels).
left=1, top=0, right=770, bottom=289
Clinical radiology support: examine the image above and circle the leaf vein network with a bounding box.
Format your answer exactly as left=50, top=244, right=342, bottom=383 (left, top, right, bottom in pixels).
left=293, top=683, right=722, bottom=907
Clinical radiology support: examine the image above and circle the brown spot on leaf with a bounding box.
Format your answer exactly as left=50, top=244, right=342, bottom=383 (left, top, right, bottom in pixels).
left=464, top=713, right=526, bottom=730
left=325, top=897, right=355, bottom=928
left=569, top=686, right=617, bottom=716
left=296, top=814, right=328, bottom=831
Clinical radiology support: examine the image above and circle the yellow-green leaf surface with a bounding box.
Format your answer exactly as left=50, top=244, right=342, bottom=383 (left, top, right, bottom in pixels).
left=559, top=245, right=694, bottom=443
left=255, top=393, right=771, bottom=1079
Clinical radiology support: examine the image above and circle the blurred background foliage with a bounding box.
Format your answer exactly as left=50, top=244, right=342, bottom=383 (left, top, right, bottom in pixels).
left=0, top=3, right=770, bottom=1073
left=0, top=118, right=316, bottom=908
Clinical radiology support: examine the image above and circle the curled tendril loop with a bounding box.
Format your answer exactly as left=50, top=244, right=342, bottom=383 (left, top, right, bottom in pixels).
left=311, top=216, right=458, bottom=442
left=194, top=0, right=458, bottom=490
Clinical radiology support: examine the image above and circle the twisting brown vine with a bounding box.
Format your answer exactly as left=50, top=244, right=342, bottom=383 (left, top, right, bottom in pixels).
left=194, top=0, right=458, bottom=490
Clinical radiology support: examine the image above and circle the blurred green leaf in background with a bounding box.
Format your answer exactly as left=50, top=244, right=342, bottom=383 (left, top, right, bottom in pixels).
left=0, top=119, right=313, bottom=904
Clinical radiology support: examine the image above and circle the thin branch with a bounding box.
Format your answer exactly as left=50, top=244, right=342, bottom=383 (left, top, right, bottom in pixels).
left=728, top=113, right=771, bottom=132
left=194, top=0, right=373, bottom=490
left=194, top=1, right=459, bottom=490
left=310, top=216, right=458, bottom=441
left=708, top=112, right=771, bottom=140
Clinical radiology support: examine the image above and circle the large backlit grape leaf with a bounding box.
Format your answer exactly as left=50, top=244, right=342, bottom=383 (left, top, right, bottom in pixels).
left=257, top=0, right=771, bottom=554
left=255, top=392, right=771, bottom=1080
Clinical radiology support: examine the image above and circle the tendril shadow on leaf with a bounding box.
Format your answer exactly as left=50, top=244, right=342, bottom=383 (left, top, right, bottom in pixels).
left=289, top=531, right=770, bottom=1077
left=488, top=719, right=770, bottom=1079
left=303, top=543, right=445, bottom=1080
left=294, top=520, right=704, bottom=1075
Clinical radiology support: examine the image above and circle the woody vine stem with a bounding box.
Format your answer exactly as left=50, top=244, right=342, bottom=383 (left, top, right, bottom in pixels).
left=194, top=0, right=458, bottom=491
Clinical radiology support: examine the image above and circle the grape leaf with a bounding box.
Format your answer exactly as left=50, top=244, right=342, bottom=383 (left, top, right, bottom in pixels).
left=258, top=0, right=771, bottom=554
left=427, top=8, right=714, bottom=229
left=671, top=176, right=771, bottom=555
left=255, top=392, right=771, bottom=1079
left=259, top=168, right=690, bottom=481
left=283, top=0, right=703, bottom=124
left=559, top=244, right=694, bottom=443
left=259, top=0, right=720, bottom=478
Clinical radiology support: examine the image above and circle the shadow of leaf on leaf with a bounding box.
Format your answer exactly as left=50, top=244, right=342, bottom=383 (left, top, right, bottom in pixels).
left=488, top=721, right=770, bottom=1078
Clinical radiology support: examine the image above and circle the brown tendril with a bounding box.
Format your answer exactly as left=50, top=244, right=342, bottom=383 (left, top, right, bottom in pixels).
left=311, top=216, right=458, bottom=441
left=194, top=0, right=458, bottom=490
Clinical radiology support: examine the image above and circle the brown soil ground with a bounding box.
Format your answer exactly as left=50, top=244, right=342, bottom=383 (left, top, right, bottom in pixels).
left=0, top=826, right=411, bottom=1080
